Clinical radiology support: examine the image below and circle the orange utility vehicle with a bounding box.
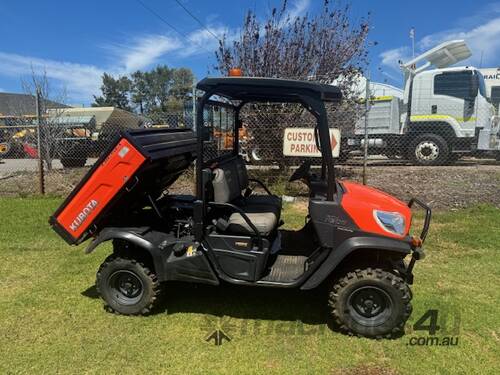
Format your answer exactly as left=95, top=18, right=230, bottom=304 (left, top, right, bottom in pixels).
left=51, top=77, right=431, bottom=338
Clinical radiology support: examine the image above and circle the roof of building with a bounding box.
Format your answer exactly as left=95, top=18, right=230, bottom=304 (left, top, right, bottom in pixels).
left=0, top=92, right=69, bottom=116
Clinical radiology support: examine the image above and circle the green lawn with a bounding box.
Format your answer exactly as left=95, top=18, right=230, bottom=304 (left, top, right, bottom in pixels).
left=0, top=198, right=499, bottom=374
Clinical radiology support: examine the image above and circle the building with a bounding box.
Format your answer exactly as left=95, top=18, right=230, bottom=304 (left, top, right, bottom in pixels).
left=0, top=92, right=68, bottom=116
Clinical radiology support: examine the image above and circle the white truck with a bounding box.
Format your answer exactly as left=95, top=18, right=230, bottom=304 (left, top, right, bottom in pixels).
left=346, top=40, right=500, bottom=165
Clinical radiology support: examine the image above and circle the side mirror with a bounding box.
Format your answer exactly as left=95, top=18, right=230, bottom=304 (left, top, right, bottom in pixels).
left=469, top=74, right=479, bottom=99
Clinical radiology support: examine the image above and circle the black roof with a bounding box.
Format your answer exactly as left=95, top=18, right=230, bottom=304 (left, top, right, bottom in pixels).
left=196, top=77, right=342, bottom=103
left=0, top=92, right=69, bottom=116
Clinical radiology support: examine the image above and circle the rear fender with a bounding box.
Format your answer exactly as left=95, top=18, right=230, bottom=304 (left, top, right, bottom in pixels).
left=85, top=227, right=167, bottom=281
left=300, top=236, right=411, bottom=290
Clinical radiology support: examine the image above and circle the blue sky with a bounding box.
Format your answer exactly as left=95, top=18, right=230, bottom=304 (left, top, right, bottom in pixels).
left=0, top=0, right=498, bottom=105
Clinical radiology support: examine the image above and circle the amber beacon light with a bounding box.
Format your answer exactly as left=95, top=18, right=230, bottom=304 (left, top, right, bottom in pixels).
left=228, top=68, right=243, bottom=77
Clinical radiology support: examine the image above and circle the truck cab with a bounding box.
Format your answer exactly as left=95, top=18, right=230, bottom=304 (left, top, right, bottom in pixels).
left=406, top=66, right=493, bottom=139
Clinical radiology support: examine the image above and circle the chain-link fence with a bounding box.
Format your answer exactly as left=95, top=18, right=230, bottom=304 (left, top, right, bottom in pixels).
left=0, top=106, right=194, bottom=196
left=1, top=80, right=499, bottom=208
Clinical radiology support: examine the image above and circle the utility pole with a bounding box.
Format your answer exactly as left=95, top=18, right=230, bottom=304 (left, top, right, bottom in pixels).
left=362, top=77, right=370, bottom=185
left=192, top=83, right=196, bottom=130
left=36, top=89, right=45, bottom=194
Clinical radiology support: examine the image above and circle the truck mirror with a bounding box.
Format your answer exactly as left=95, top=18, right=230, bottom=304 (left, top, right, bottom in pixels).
left=469, top=74, right=479, bottom=99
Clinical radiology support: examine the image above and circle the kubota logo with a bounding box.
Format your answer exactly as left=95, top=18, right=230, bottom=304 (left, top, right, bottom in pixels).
left=69, top=199, right=98, bottom=231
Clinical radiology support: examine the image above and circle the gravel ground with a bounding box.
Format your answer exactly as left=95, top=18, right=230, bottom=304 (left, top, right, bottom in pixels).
left=1, top=160, right=498, bottom=210
left=341, top=164, right=500, bottom=209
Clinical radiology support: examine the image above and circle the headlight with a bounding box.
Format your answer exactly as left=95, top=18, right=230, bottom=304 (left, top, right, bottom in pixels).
left=373, top=210, right=406, bottom=236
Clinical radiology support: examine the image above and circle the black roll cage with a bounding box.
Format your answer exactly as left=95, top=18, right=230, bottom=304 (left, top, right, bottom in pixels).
left=193, top=78, right=342, bottom=244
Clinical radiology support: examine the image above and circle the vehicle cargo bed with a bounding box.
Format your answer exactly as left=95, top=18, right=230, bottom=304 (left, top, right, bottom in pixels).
left=50, top=128, right=196, bottom=245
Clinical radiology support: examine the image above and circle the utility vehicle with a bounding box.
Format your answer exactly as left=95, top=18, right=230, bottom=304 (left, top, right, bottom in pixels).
left=50, top=77, right=431, bottom=338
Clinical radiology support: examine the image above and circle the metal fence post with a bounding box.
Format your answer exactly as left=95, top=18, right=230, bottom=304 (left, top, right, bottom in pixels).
left=192, top=84, right=196, bottom=131
left=36, top=89, right=45, bottom=194
left=362, top=78, right=370, bottom=185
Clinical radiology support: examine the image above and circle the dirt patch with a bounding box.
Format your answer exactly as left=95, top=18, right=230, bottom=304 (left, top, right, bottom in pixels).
left=331, top=365, right=400, bottom=375
left=341, top=164, right=500, bottom=209
left=1, top=163, right=499, bottom=210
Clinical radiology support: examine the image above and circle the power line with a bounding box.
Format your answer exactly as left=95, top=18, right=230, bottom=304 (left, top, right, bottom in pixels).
left=135, top=0, right=189, bottom=39
left=134, top=0, right=215, bottom=55
left=173, top=0, right=220, bottom=42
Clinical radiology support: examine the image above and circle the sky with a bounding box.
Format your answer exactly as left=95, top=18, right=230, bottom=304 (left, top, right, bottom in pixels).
left=0, top=0, right=498, bottom=105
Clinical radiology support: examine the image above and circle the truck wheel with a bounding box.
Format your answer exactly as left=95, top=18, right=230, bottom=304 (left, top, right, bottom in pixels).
left=409, top=133, right=449, bottom=166
left=96, top=255, right=161, bottom=315
left=60, top=157, right=87, bottom=168
left=328, top=268, right=412, bottom=338
left=0, top=142, right=11, bottom=157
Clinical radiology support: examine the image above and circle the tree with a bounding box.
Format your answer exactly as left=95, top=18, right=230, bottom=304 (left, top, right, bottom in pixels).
left=215, top=0, right=370, bottom=90
left=92, top=73, right=132, bottom=110
left=214, top=0, right=371, bottom=163
left=21, top=69, right=69, bottom=171
left=130, top=66, right=194, bottom=114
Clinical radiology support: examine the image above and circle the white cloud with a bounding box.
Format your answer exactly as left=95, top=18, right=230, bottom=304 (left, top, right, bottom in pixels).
left=0, top=52, right=103, bottom=101
left=379, top=46, right=411, bottom=72
left=380, top=7, right=500, bottom=75
left=0, top=30, right=214, bottom=102
left=418, top=17, right=500, bottom=66
left=179, top=26, right=226, bottom=57
left=106, top=34, right=181, bottom=73
left=288, top=0, right=310, bottom=20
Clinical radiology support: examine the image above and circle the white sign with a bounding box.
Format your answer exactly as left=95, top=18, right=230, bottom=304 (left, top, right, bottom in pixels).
left=283, top=128, right=341, bottom=157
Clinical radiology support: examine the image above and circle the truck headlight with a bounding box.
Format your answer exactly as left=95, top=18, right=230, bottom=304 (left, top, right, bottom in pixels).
left=373, top=210, right=406, bottom=236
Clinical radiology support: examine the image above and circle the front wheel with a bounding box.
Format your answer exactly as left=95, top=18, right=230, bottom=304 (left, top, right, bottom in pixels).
left=96, top=255, right=161, bottom=315
left=328, top=268, right=412, bottom=338
left=408, top=133, right=450, bottom=166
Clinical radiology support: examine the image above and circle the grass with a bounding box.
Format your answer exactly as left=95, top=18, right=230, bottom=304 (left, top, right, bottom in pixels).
left=0, top=198, right=499, bottom=374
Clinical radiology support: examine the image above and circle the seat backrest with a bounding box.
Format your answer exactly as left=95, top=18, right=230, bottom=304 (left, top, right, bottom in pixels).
left=211, top=157, right=250, bottom=203
left=212, top=161, right=240, bottom=203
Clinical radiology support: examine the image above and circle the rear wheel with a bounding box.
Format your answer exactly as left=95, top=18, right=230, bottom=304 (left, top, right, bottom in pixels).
left=408, top=133, right=450, bottom=166
left=328, top=267, right=412, bottom=338
left=96, top=255, right=161, bottom=315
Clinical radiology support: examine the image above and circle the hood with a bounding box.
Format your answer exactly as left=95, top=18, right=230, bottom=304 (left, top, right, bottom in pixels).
left=340, top=181, right=412, bottom=239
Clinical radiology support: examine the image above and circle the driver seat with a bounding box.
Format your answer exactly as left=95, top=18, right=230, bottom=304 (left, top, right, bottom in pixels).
left=211, top=158, right=281, bottom=236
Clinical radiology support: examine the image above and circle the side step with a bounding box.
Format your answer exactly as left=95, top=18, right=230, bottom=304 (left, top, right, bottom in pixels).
left=261, top=255, right=308, bottom=283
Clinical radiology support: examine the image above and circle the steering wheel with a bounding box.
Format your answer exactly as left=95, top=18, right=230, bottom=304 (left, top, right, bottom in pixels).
left=289, top=160, right=312, bottom=183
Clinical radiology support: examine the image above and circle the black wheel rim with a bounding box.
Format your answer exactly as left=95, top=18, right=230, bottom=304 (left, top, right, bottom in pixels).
left=108, top=270, right=144, bottom=305
left=347, top=286, right=393, bottom=326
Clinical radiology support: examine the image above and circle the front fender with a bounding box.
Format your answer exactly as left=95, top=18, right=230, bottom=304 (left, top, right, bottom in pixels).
left=300, top=236, right=411, bottom=290
left=85, top=227, right=168, bottom=281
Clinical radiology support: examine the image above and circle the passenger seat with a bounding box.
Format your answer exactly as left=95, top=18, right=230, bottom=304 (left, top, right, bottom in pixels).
left=233, top=157, right=282, bottom=214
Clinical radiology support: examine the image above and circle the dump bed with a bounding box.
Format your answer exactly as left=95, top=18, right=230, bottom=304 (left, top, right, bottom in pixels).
left=50, top=128, right=197, bottom=245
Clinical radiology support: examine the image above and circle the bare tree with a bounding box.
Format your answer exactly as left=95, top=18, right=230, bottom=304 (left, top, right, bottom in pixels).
left=214, top=0, right=371, bottom=164
left=216, top=0, right=370, bottom=91
left=21, top=68, right=69, bottom=170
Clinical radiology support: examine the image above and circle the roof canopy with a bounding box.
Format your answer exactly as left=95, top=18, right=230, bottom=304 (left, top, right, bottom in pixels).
left=402, top=40, right=472, bottom=72
left=197, top=77, right=342, bottom=103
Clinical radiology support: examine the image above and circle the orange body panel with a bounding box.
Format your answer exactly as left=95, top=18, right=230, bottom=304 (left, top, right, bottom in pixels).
left=340, top=181, right=412, bottom=239
left=55, top=139, right=146, bottom=242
